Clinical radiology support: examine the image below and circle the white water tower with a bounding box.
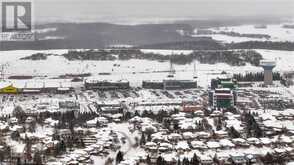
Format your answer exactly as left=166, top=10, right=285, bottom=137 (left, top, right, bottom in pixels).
left=260, top=60, right=276, bottom=85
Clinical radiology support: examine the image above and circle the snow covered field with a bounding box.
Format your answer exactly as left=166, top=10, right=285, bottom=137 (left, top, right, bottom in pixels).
left=255, top=49, right=294, bottom=71
left=1, top=49, right=293, bottom=87
left=141, top=49, right=193, bottom=55
left=195, top=34, right=266, bottom=43
left=194, top=24, right=294, bottom=43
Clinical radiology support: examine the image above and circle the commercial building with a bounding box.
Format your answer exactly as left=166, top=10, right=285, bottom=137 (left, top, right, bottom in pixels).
left=84, top=79, right=130, bottom=90
left=163, top=78, right=197, bottom=90
left=142, top=78, right=197, bottom=90
left=209, top=77, right=237, bottom=109
left=209, top=88, right=237, bottom=109
left=0, top=85, right=19, bottom=94
left=211, top=78, right=237, bottom=90
left=142, top=80, right=164, bottom=89
left=0, top=80, right=72, bottom=94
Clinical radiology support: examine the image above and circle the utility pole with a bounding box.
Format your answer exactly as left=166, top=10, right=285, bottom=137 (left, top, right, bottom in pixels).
left=167, top=56, right=175, bottom=78
left=0, top=64, right=4, bottom=81
left=193, top=61, right=198, bottom=79
left=0, top=63, right=8, bottom=81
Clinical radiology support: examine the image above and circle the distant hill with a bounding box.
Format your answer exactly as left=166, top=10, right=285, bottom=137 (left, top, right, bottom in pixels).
left=176, top=17, right=285, bottom=28
left=1, top=23, right=210, bottom=50
left=2, top=22, right=293, bottom=51
left=139, top=41, right=294, bottom=51
left=138, top=40, right=225, bottom=50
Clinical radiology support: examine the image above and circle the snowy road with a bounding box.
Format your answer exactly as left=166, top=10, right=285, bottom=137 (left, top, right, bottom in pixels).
left=92, top=123, right=137, bottom=165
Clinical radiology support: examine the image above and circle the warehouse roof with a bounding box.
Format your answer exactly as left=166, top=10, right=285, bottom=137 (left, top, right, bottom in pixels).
left=0, top=80, right=72, bottom=89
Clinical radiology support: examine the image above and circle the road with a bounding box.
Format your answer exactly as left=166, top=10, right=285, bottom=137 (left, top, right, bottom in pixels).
left=92, top=123, right=136, bottom=165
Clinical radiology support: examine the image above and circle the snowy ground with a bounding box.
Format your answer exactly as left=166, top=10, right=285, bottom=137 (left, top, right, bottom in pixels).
left=1, top=49, right=293, bottom=88
left=194, top=34, right=267, bottom=43
left=141, top=49, right=193, bottom=55
left=255, top=49, right=294, bottom=71
left=193, top=23, right=294, bottom=43
left=90, top=123, right=139, bottom=165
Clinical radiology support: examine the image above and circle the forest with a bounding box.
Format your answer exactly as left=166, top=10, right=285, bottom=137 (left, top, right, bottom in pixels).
left=25, top=49, right=263, bottom=66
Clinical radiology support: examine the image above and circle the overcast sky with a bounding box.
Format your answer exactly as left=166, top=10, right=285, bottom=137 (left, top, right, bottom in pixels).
left=33, top=0, right=294, bottom=24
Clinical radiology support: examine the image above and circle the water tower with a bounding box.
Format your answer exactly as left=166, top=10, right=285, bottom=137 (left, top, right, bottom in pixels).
left=260, top=60, right=276, bottom=85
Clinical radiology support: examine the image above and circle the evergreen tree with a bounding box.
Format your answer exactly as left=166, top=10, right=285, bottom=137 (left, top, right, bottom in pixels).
left=254, top=125, right=263, bottom=138
left=124, top=111, right=132, bottom=120
left=146, top=154, right=151, bottom=164
left=229, top=126, right=240, bottom=138
left=17, top=157, right=21, bottom=165
left=163, top=119, right=171, bottom=129
left=33, top=151, right=42, bottom=165
left=13, top=106, right=26, bottom=123
left=183, top=157, right=190, bottom=165
left=116, top=151, right=124, bottom=164
left=149, top=110, right=155, bottom=118
left=140, top=133, right=146, bottom=145
left=156, top=156, right=165, bottom=165
left=191, top=153, right=200, bottom=165
left=142, top=110, right=149, bottom=117
left=173, top=122, right=179, bottom=130
left=147, top=133, right=152, bottom=142
left=54, top=143, right=60, bottom=156
left=262, top=152, right=274, bottom=164
left=134, top=111, right=140, bottom=117
left=60, top=140, right=66, bottom=152
left=0, top=150, right=4, bottom=162
left=80, top=139, right=85, bottom=148
left=24, top=135, right=32, bottom=162
left=11, top=131, right=20, bottom=140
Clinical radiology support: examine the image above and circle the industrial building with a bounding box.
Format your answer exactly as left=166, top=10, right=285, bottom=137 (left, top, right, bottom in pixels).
left=142, top=78, right=197, bottom=90
left=142, top=80, right=164, bottom=89
left=260, top=60, right=276, bottom=85
left=163, top=78, right=197, bottom=90
left=209, top=88, right=237, bottom=109
left=84, top=79, right=130, bottom=90
left=59, top=101, right=80, bottom=109
left=209, top=77, right=237, bottom=109
left=0, top=80, right=73, bottom=94
left=211, top=77, right=237, bottom=90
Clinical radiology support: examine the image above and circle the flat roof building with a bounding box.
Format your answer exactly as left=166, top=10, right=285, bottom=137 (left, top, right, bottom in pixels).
left=142, top=79, right=197, bottom=90
left=84, top=79, right=130, bottom=90
left=209, top=88, right=236, bottom=109
left=0, top=80, right=73, bottom=94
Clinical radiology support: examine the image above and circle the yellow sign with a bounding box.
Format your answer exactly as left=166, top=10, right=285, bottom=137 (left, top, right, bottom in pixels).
left=0, top=85, right=18, bottom=94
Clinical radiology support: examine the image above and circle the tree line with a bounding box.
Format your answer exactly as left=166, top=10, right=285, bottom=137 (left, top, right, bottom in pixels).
left=233, top=72, right=281, bottom=82
left=28, top=49, right=263, bottom=66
